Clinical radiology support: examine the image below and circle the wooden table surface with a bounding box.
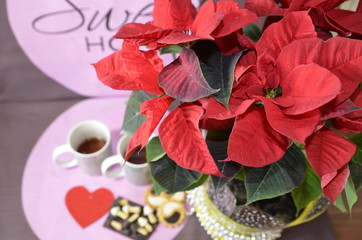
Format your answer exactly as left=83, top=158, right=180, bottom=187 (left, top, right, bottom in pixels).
left=328, top=191, right=362, bottom=240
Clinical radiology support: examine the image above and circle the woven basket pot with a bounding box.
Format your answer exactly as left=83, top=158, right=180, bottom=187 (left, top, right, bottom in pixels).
left=187, top=183, right=329, bottom=240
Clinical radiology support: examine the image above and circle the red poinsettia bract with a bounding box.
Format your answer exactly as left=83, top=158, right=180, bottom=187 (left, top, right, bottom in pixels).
left=125, top=95, right=174, bottom=160
left=159, top=103, right=225, bottom=177
left=245, top=0, right=362, bottom=37
left=93, top=41, right=164, bottom=95
left=332, top=88, right=362, bottom=132
left=211, top=11, right=361, bottom=201
left=93, top=0, right=362, bottom=202
left=114, top=0, right=259, bottom=49
left=305, top=128, right=355, bottom=202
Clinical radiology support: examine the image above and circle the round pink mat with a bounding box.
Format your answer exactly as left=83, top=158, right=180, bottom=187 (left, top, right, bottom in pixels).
left=7, top=0, right=199, bottom=97
left=21, top=97, right=186, bottom=240
left=6, top=0, right=154, bottom=97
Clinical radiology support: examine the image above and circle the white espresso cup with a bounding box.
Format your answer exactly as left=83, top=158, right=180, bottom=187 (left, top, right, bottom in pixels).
left=52, top=120, right=112, bottom=176
left=101, top=134, right=152, bottom=185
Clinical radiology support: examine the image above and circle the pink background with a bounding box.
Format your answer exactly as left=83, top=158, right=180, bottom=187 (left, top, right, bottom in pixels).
left=7, top=0, right=153, bottom=97
left=7, top=0, right=199, bottom=97
left=21, top=97, right=185, bottom=239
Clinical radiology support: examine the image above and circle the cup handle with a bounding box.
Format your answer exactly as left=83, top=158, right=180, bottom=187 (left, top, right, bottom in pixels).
left=101, top=155, right=125, bottom=179
left=52, top=144, right=78, bottom=168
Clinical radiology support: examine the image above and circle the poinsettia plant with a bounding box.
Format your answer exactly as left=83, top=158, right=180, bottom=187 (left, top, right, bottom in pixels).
left=94, top=0, right=362, bottom=215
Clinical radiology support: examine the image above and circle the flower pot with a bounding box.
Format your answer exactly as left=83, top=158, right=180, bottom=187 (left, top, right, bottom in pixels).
left=187, top=183, right=330, bottom=240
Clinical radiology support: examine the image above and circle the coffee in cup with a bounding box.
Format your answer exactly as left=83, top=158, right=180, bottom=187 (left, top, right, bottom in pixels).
left=101, top=134, right=152, bottom=185
left=52, top=120, right=112, bottom=176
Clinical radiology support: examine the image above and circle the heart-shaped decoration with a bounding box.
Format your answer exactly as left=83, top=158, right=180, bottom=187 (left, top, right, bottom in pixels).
left=65, top=186, right=114, bottom=228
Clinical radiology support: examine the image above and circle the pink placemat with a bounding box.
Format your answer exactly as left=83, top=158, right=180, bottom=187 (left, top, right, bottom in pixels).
left=21, top=97, right=186, bottom=240
left=6, top=0, right=154, bottom=97
left=6, top=0, right=197, bottom=97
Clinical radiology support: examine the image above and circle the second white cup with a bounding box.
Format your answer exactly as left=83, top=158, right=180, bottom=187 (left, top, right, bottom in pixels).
left=101, top=134, right=152, bottom=185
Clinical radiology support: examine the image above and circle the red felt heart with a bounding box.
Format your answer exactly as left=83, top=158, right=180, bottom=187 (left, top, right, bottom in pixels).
left=65, top=186, right=114, bottom=228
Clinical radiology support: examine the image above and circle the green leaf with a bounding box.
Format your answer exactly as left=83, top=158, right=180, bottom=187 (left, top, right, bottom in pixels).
left=350, top=132, right=362, bottom=165
left=146, top=136, right=166, bottom=162
left=121, top=91, right=157, bottom=135
left=243, top=23, right=262, bottom=42
left=292, top=164, right=322, bottom=215
left=349, top=133, right=362, bottom=191
left=352, top=148, right=362, bottom=165
left=206, top=139, right=242, bottom=193
left=345, top=177, right=358, bottom=213
left=152, top=180, right=168, bottom=194
left=149, top=154, right=204, bottom=193
left=349, top=160, right=362, bottom=191
left=334, top=193, right=347, bottom=212
left=183, top=174, right=209, bottom=191
left=191, top=40, right=245, bottom=107
left=245, top=144, right=307, bottom=204
left=210, top=176, right=230, bottom=194
left=324, top=120, right=333, bottom=129
left=160, top=45, right=182, bottom=55
left=350, top=132, right=362, bottom=146
left=234, top=169, right=245, bottom=179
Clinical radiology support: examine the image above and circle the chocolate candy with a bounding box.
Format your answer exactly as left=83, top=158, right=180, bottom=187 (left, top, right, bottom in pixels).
left=119, top=198, right=129, bottom=206
left=137, top=227, right=148, bottom=236
left=110, top=206, right=120, bottom=217
left=157, top=200, right=186, bottom=228
left=104, top=197, right=159, bottom=240
left=148, top=213, right=158, bottom=224
left=117, top=210, right=129, bottom=220
left=110, top=220, right=122, bottom=231
left=128, top=213, right=140, bottom=223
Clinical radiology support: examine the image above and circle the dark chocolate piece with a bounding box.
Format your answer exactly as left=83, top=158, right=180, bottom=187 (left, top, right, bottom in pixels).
left=165, top=212, right=181, bottom=224
left=123, top=221, right=131, bottom=229
left=130, top=223, right=138, bottom=232
left=104, top=197, right=159, bottom=240
left=123, top=228, right=131, bottom=236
